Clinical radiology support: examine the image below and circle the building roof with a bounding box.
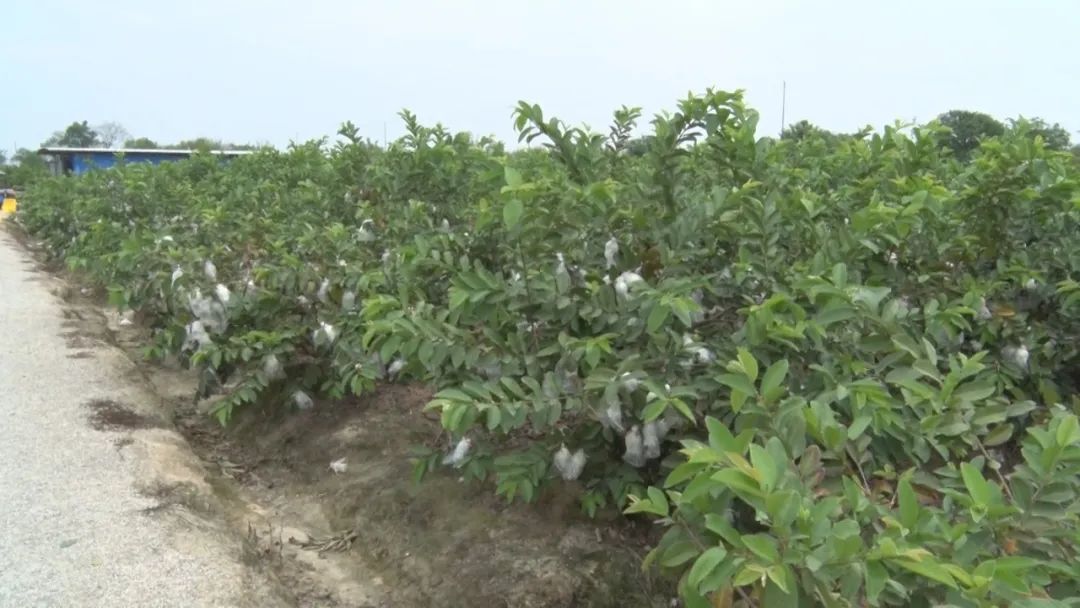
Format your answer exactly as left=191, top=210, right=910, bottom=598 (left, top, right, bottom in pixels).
left=37, top=147, right=254, bottom=156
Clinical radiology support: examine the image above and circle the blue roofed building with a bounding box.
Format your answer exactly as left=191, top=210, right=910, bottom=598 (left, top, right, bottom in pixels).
left=37, top=147, right=252, bottom=176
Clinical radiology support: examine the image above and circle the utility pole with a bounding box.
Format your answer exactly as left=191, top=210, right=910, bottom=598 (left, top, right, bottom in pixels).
left=780, top=81, right=787, bottom=137
left=383, top=122, right=387, bottom=148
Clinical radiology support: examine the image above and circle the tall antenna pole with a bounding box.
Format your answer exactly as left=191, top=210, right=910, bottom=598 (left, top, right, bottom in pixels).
left=383, top=122, right=388, bottom=148
left=780, top=81, right=787, bottom=137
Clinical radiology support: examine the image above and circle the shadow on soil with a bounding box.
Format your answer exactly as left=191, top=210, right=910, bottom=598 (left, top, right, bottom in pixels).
left=170, top=384, right=673, bottom=608
left=85, top=398, right=163, bottom=431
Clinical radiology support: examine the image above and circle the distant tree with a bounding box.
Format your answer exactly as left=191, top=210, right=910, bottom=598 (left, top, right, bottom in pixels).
left=43, top=121, right=101, bottom=148
left=781, top=120, right=839, bottom=142
left=1009, top=118, right=1072, bottom=151
left=2, top=148, right=49, bottom=187
left=169, top=138, right=259, bottom=151
left=624, top=135, right=655, bottom=157
left=0, top=150, right=6, bottom=165
left=12, top=148, right=42, bottom=165
left=936, top=110, right=1005, bottom=159
left=95, top=122, right=131, bottom=148
left=124, top=137, right=160, bottom=149
left=171, top=138, right=224, bottom=151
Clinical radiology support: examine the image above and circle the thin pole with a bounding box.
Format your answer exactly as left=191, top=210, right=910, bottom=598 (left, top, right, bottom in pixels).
left=780, top=81, right=787, bottom=137
left=383, top=122, right=388, bottom=148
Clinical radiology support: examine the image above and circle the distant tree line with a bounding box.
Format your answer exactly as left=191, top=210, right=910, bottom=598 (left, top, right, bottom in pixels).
left=38, top=120, right=261, bottom=151
left=0, top=148, right=48, bottom=188
left=1, top=121, right=263, bottom=188
left=779, top=111, right=1077, bottom=162
left=3, top=113, right=1077, bottom=190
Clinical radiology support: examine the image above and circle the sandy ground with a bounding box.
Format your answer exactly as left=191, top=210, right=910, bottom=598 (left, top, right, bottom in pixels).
left=0, top=227, right=287, bottom=608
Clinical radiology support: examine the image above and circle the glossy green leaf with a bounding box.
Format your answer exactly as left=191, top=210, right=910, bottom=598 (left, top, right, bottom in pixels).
left=736, top=348, right=758, bottom=382
left=687, top=546, right=728, bottom=588
left=864, top=561, right=887, bottom=604
left=898, top=475, right=919, bottom=530
left=647, top=302, right=671, bottom=333
left=760, top=359, right=789, bottom=401
left=961, top=462, right=993, bottom=506
left=660, top=541, right=699, bottom=568
left=749, top=444, right=780, bottom=493
left=740, top=534, right=780, bottom=564
left=502, top=198, right=523, bottom=230
left=1057, top=414, right=1080, bottom=447
left=892, top=558, right=958, bottom=589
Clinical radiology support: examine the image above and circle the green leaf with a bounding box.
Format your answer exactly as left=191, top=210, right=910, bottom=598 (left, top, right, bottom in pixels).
left=912, top=359, right=941, bottom=383
left=730, top=389, right=748, bottom=413
left=1056, top=414, right=1080, bottom=447
left=504, top=165, right=523, bottom=188
left=379, top=335, right=402, bottom=361
left=891, top=335, right=923, bottom=360
left=1006, top=400, right=1038, bottom=417
left=706, top=417, right=738, bottom=452
left=892, top=557, right=958, bottom=589
left=749, top=444, right=780, bottom=493
left=687, top=546, right=728, bottom=588
left=971, top=405, right=1008, bottom=427
left=485, top=406, right=502, bottom=430
left=760, top=359, right=789, bottom=401
left=669, top=398, right=696, bottom=423
left=831, top=263, right=848, bottom=286
left=647, top=303, right=670, bottom=333
left=711, top=469, right=763, bottom=498
left=864, top=561, right=888, bottom=603
left=642, top=399, right=667, bottom=422
left=763, top=568, right=796, bottom=605
left=848, top=414, right=872, bottom=440
left=737, top=348, right=759, bottom=382
left=898, top=476, right=919, bottom=530
left=664, top=462, right=703, bottom=488
left=705, top=513, right=743, bottom=548
left=717, top=374, right=757, bottom=398
left=953, top=380, right=997, bottom=404
left=671, top=298, right=694, bottom=328
left=500, top=377, right=526, bottom=399
left=983, top=423, right=1013, bottom=447
left=624, top=494, right=667, bottom=517
left=922, top=338, right=938, bottom=367
left=765, top=490, right=800, bottom=529
left=961, top=462, right=992, bottom=506
left=660, top=541, right=698, bottom=568
left=213, top=403, right=231, bottom=426
left=686, top=446, right=723, bottom=465
left=815, top=302, right=856, bottom=327
left=740, top=534, right=780, bottom=564
left=733, top=565, right=764, bottom=587
left=502, top=199, right=523, bottom=230
left=680, top=474, right=718, bottom=503
left=647, top=487, right=669, bottom=517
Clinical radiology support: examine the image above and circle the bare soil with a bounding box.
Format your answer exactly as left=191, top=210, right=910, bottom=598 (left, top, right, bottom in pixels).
left=85, top=398, right=164, bottom=431
left=165, top=383, right=670, bottom=608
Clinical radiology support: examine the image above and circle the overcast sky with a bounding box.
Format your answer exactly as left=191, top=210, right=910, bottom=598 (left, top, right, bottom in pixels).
left=5, top=0, right=1078, bottom=154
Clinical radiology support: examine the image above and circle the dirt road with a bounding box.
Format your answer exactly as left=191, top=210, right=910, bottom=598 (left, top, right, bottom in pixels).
left=0, top=228, right=286, bottom=607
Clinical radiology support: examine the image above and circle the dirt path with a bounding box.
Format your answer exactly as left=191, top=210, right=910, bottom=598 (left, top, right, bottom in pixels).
left=0, top=228, right=289, bottom=607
